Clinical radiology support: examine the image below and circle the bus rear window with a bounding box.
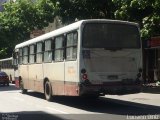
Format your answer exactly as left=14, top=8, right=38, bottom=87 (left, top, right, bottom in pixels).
left=82, top=23, right=140, bottom=49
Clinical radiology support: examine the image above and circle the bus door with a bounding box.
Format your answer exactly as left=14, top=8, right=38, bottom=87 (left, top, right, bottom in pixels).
left=20, top=47, right=29, bottom=89
left=31, top=43, right=44, bottom=92
left=64, top=31, right=78, bottom=96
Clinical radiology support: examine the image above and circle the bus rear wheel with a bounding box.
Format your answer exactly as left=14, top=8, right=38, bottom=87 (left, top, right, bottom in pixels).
left=44, top=81, right=52, bottom=101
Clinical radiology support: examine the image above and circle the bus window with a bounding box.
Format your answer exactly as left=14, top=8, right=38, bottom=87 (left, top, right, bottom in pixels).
left=29, top=45, right=36, bottom=64
left=66, top=32, right=78, bottom=60
left=23, top=47, right=29, bottom=64
left=44, top=40, right=52, bottom=62
left=13, top=52, right=18, bottom=69
left=82, top=23, right=140, bottom=49
left=36, top=42, right=43, bottom=63
left=54, top=36, right=64, bottom=61
left=19, top=48, right=23, bottom=64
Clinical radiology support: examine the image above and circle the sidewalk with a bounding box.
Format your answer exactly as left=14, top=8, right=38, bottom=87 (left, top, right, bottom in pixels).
left=105, top=86, right=160, bottom=107
left=105, top=92, right=160, bottom=107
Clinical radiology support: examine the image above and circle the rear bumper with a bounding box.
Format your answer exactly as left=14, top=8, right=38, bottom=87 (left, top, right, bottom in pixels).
left=79, top=83, right=141, bottom=95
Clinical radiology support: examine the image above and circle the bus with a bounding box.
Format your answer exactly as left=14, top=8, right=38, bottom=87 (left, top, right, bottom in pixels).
left=13, top=19, right=142, bottom=101
left=0, top=57, right=15, bottom=83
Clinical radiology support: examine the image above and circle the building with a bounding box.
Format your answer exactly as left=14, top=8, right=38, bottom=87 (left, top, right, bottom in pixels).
left=0, top=0, right=7, bottom=11
left=0, top=0, right=16, bottom=11
left=30, top=16, right=63, bottom=38
left=143, top=36, right=160, bottom=83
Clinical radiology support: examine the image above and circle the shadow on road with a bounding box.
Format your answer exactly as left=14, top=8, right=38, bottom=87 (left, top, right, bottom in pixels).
left=25, top=92, right=160, bottom=115
left=0, top=111, right=66, bottom=120
left=0, top=111, right=118, bottom=120
left=0, top=84, right=19, bottom=92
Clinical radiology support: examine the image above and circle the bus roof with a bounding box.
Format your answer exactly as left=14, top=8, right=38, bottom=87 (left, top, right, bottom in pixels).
left=15, top=19, right=138, bottom=49
left=0, top=57, right=12, bottom=62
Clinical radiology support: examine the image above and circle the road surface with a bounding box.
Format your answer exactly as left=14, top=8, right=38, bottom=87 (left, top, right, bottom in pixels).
left=0, top=84, right=160, bottom=120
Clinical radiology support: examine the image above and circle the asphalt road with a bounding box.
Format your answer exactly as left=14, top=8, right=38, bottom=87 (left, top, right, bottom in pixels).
left=0, top=84, right=160, bottom=120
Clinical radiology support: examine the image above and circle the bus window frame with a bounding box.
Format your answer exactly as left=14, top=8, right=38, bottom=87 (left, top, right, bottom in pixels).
left=54, top=35, right=65, bottom=62
left=65, top=31, right=78, bottom=61
left=44, top=39, right=53, bottom=63
left=18, top=48, right=23, bottom=65
left=29, top=44, right=36, bottom=64
left=22, top=46, right=29, bottom=64
left=36, top=42, right=44, bottom=64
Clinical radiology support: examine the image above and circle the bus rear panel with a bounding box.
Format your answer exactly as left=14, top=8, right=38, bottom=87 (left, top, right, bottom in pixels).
left=78, top=21, right=142, bottom=96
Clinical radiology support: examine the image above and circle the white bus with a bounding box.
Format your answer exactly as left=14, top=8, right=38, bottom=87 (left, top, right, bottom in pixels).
left=0, top=57, right=15, bottom=83
left=13, top=19, right=142, bottom=101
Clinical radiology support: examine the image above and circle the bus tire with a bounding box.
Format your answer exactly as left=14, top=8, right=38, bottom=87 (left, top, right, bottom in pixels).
left=44, top=81, right=52, bottom=101
left=20, top=79, right=27, bottom=94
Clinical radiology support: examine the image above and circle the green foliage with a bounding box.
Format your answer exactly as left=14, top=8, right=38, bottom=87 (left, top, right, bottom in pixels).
left=56, top=0, right=159, bottom=39
left=0, top=0, right=57, bottom=58
left=0, top=0, right=159, bottom=59
left=0, top=48, right=7, bottom=59
left=112, top=0, right=160, bottom=39
left=56, top=0, right=115, bottom=24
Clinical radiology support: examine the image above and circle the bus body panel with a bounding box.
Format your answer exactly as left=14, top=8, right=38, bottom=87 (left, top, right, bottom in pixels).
left=83, top=49, right=141, bottom=82
left=64, top=61, right=79, bottom=96
left=19, top=65, right=29, bottom=89
left=79, top=49, right=142, bottom=95
left=28, top=64, right=44, bottom=93
left=43, top=62, right=65, bottom=95
left=78, top=20, right=142, bottom=96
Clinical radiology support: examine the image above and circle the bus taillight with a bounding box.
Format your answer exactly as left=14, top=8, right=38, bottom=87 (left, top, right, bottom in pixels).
left=82, top=73, right=88, bottom=80
left=81, top=69, right=88, bottom=80
left=81, top=71, right=91, bottom=85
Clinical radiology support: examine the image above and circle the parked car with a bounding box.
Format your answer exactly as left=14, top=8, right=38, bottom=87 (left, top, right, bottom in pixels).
left=0, top=71, right=9, bottom=86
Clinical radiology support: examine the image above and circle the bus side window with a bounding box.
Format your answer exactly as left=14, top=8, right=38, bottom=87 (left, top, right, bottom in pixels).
left=66, top=32, right=78, bottom=60
left=19, top=48, right=23, bottom=64
left=54, top=36, right=64, bottom=62
left=29, top=44, right=36, bottom=64
left=23, top=47, right=29, bottom=64
left=36, top=42, right=43, bottom=63
left=44, top=39, right=52, bottom=63
left=13, top=51, right=18, bottom=67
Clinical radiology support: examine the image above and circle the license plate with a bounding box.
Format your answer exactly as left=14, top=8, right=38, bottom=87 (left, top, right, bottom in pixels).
left=107, top=75, right=118, bottom=80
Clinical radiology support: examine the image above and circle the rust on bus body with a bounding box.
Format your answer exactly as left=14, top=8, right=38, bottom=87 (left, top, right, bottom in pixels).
left=64, top=82, right=79, bottom=96
left=51, top=81, right=79, bottom=96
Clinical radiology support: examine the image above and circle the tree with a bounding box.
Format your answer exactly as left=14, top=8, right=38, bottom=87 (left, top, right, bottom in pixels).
left=56, top=0, right=115, bottom=24
left=112, top=0, right=160, bottom=39
left=0, top=0, right=58, bottom=58
left=56, top=0, right=159, bottom=39
left=0, top=0, right=159, bottom=58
